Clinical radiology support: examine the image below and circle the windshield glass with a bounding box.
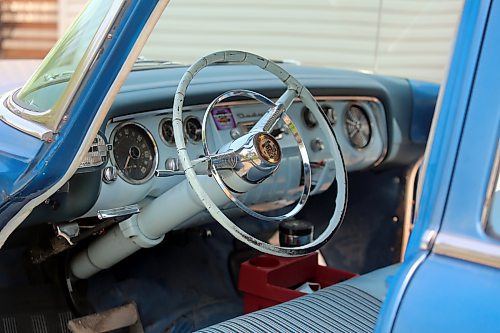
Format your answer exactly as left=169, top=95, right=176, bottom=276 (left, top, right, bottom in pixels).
left=140, top=0, right=462, bottom=83
left=16, top=0, right=115, bottom=112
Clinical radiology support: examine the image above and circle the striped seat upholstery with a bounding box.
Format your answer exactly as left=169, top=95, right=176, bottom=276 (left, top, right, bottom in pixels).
left=196, top=264, right=399, bottom=333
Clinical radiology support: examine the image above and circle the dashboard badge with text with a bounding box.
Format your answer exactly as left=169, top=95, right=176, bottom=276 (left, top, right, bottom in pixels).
left=211, top=108, right=237, bottom=130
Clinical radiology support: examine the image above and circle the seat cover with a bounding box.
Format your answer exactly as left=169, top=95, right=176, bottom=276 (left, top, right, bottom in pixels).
left=196, top=264, right=399, bottom=333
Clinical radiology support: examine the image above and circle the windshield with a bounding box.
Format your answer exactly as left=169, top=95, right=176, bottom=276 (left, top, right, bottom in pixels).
left=139, top=0, right=463, bottom=83
left=16, top=0, right=115, bottom=113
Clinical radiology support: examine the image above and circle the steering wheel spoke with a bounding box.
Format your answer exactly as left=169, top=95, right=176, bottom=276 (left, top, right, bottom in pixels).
left=251, top=88, right=297, bottom=134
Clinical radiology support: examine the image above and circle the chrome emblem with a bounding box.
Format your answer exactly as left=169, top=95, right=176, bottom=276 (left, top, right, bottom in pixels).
left=255, top=133, right=281, bottom=164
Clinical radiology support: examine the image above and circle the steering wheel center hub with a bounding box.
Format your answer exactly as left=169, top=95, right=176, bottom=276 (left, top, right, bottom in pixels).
left=254, top=133, right=281, bottom=164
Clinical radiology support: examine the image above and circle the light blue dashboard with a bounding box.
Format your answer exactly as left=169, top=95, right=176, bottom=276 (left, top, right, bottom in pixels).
left=83, top=95, right=387, bottom=222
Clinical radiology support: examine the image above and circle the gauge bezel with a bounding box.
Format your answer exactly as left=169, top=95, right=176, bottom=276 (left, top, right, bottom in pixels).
left=110, top=121, right=159, bottom=185
left=301, top=106, right=318, bottom=129
left=158, top=117, right=175, bottom=146
left=343, top=103, right=372, bottom=150
left=183, top=116, right=202, bottom=144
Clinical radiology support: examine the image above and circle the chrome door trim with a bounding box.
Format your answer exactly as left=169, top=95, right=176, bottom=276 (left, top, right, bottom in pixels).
left=1, top=91, right=53, bottom=141
left=400, top=157, right=424, bottom=261
left=481, top=142, right=499, bottom=227
left=433, top=233, right=500, bottom=269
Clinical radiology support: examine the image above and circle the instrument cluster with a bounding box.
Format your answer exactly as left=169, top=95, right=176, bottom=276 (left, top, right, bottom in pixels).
left=82, top=95, right=387, bottom=219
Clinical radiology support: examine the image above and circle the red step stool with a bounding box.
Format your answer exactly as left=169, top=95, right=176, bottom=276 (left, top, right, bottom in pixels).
left=239, top=252, right=357, bottom=313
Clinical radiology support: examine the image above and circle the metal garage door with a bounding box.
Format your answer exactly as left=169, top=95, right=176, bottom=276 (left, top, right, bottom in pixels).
left=0, top=0, right=58, bottom=58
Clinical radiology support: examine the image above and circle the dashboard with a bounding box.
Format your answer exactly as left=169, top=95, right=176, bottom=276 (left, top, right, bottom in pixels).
left=23, top=63, right=435, bottom=227
left=81, top=94, right=387, bottom=222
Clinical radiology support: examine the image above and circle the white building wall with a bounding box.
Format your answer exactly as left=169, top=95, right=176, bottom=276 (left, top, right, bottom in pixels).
left=59, top=0, right=463, bottom=83
left=375, top=0, right=462, bottom=82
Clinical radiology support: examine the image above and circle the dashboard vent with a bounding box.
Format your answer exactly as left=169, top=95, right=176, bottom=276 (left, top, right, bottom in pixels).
left=79, top=134, right=110, bottom=168
left=344, top=104, right=371, bottom=149
left=184, top=117, right=202, bottom=143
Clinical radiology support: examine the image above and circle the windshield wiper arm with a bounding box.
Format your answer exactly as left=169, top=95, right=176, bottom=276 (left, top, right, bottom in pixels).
left=43, top=71, right=74, bottom=82
left=134, top=57, right=184, bottom=67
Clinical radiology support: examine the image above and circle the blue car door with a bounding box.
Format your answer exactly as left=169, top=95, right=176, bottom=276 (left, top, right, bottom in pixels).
left=377, top=0, right=500, bottom=331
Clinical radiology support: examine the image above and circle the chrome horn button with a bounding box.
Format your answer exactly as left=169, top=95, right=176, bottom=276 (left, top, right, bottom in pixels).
left=217, top=131, right=282, bottom=188
left=255, top=133, right=281, bottom=165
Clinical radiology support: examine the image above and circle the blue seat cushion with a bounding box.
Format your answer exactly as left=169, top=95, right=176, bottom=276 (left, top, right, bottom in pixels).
left=196, top=264, right=400, bottom=333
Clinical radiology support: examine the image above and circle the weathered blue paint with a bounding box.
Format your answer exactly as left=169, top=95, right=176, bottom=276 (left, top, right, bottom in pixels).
left=0, top=1, right=160, bottom=228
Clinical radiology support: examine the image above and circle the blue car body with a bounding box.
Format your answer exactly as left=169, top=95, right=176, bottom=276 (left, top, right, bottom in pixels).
left=0, top=0, right=498, bottom=331
left=380, top=0, right=500, bottom=331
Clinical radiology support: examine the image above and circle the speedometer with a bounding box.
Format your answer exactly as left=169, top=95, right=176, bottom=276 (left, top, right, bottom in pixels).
left=111, top=123, right=158, bottom=184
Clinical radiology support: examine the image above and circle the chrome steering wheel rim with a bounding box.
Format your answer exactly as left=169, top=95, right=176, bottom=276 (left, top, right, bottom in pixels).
left=173, top=50, right=347, bottom=256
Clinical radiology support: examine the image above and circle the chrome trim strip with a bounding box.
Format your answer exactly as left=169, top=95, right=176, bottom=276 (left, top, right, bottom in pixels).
left=0, top=0, right=172, bottom=248
left=5, top=0, right=126, bottom=134
left=1, top=92, right=53, bottom=141
left=400, top=157, right=424, bottom=260
left=434, top=233, right=500, bottom=269
left=97, top=204, right=140, bottom=220
left=113, top=95, right=385, bottom=122
left=420, top=229, right=438, bottom=250
left=482, top=142, right=499, bottom=227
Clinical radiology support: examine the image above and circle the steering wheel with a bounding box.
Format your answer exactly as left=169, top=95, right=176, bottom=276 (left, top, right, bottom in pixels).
left=173, top=50, right=347, bottom=256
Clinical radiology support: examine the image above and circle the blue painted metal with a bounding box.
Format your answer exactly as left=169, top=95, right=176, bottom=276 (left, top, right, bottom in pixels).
left=440, top=0, right=500, bottom=240
left=0, top=120, right=44, bottom=198
left=408, top=80, right=439, bottom=144
left=0, top=1, right=160, bottom=228
left=0, top=0, right=497, bottom=331
left=378, top=0, right=499, bottom=331
left=393, top=254, right=500, bottom=332
left=403, top=0, right=492, bottom=261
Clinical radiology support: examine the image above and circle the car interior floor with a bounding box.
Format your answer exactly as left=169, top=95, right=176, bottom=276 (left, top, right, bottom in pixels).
left=0, top=164, right=413, bottom=332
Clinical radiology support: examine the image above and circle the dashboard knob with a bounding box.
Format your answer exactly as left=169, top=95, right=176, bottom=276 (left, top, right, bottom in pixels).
left=311, top=138, right=325, bottom=152
left=103, top=166, right=117, bottom=183
left=230, top=128, right=242, bottom=139
left=165, top=157, right=179, bottom=171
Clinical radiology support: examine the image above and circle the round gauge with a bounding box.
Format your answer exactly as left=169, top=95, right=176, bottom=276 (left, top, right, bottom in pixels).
left=184, top=116, right=202, bottom=143
left=159, top=118, right=175, bottom=145
left=321, top=104, right=336, bottom=126
left=111, top=123, right=158, bottom=184
left=302, top=107, right=318, bottom=128
left=344, top=104, right=371, bottom=149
